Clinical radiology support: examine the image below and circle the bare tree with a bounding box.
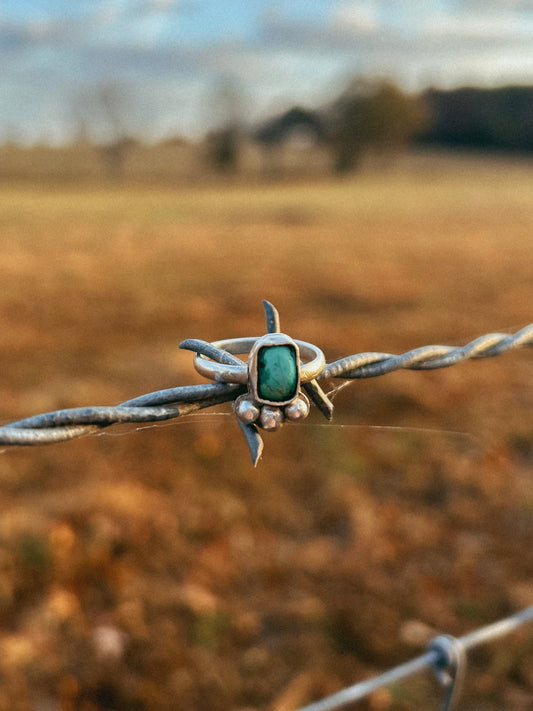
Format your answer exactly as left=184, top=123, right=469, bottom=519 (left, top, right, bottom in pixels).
left=95, top=84, right=138, bottom=180
left=205, top=76, right=247, bottom=175
left=74, top=82, right=139, bottom=180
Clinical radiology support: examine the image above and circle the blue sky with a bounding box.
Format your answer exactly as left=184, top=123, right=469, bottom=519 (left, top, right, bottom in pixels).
left=1, top=0, right=533, bottom=144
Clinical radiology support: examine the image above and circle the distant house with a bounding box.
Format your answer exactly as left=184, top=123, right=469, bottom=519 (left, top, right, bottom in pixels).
left=254, top=106, right=325, bottom=148
left=252, top=106, right=328, bottom=176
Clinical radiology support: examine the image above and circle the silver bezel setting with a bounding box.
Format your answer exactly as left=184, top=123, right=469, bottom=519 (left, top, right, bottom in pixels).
left=247, top=333, right=301, bottom=407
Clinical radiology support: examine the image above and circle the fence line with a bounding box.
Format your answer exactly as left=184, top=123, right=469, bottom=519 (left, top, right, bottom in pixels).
left=294, top=604, right=533, bottom=711
left=1, top=306, right=532, bottom=708
left=0, top=321, right=531, bottom=447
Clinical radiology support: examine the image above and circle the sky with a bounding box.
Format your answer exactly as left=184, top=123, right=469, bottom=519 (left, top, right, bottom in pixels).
left=1, top=0, right=533, bottom=144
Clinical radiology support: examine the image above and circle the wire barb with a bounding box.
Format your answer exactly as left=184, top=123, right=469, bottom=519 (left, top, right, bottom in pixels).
left=263, top=299, right=281, bottom=334
left=179, top=338, right=244, bottom=367
left=427, top=635, right=466, bottom=711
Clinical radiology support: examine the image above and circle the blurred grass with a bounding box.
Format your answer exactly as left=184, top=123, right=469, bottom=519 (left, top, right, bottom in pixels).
left=0, top=153, right=532, bottom=710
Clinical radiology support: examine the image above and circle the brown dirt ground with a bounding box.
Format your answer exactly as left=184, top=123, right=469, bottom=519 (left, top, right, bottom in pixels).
left=0, top=153, right=532, bottom=710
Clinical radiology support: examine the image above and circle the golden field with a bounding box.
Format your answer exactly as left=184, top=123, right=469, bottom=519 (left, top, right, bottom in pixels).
left=0, top=152, right=532, bottom=710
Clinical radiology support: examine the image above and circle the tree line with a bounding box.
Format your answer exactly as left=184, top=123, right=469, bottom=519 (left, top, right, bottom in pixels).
left=420, top=85, right=533, bottom=154
left=208, top=81, right=533, bottom=176
left=3, top=79, right=530, bottom=181
left=59, top=78, right=533, bottom=179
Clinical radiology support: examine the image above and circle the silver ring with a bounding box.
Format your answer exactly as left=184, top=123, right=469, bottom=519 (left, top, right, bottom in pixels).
left=182, top=301, right=334, bottom=456
left=193, top=335, right=325, bottom=385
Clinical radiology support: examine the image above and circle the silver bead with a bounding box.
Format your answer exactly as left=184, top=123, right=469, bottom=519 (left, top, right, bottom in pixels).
left=234, top=396, right=260, bottom=424
left=259, top=406, right=283, bottom=431
left=284, top=395, right=310, bottom=421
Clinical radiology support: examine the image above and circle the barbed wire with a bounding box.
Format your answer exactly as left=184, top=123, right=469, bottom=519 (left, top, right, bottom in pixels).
left=322, top=323, right=533, bottom=379
left=294, top=603, right=533, bottom=711
left=2, top=305, right=533, bottom=708
left=0, top=317, right=531, bottom=448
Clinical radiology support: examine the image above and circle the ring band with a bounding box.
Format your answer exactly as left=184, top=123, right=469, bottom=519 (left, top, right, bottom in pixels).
left=193, top=336, right=325, bottom=385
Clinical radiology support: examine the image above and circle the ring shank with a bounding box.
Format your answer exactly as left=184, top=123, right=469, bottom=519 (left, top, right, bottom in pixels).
left=193, top=337, right=325, bottom=385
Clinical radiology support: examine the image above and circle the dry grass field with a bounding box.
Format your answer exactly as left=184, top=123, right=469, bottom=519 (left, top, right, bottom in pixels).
left=0, top=152, right=532, bottom=710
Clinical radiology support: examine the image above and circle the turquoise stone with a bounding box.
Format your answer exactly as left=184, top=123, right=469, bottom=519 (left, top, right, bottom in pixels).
left=257, top=345, right=298, bottom=402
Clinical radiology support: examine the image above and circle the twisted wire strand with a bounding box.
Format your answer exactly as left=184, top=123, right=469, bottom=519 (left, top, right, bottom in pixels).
left=295, top=604, right=533, bottom=711
left=0, top=383, right=244, bottom=445
left=0, top=323, right=531, bottom=446
left=321, top=323, right=533, bottom=379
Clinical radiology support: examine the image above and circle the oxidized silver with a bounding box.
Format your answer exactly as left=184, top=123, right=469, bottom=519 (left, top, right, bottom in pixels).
left=192, top=331, right=325, bottom=434
left=192, top=336, right=325, bottom=385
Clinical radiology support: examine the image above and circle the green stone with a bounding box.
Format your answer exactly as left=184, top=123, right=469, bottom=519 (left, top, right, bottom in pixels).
left=257, top=345, right=298, bottom=402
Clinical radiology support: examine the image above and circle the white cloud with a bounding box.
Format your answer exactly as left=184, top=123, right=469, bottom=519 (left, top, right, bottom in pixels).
left=457, top=0, right=533, bottom=9
left=149, top=0, right=177, bottom=10
left=423, top=7, right=532, bottom=40
left=332, top=1, right=379, bottom=33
